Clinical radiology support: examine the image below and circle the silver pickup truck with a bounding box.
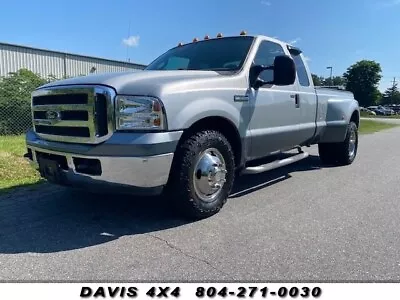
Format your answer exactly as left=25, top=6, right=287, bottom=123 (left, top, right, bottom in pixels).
left=25, top=33, right=360, bottom=219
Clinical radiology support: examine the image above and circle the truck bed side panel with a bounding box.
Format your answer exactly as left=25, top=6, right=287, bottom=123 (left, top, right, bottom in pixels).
left=313, top=88, right=359, bottom=144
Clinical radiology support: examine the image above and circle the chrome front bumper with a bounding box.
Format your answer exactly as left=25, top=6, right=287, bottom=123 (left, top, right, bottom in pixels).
left=25, top=130, right=182, bottom=195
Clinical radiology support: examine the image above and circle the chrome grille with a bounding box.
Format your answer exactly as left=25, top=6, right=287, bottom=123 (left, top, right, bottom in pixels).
left=31, top=85, right=115, bottom=144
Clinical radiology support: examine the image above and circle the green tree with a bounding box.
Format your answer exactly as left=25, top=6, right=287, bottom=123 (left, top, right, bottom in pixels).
left=0, top=69, right=47, bottom=135
left=381, top=83, right=400, bottom=105
left=312, top=74, right=345, bottom=87
left=321, top=76, right=345, bottom=86
left=343, top=60, right=382, bottom=107
left=311, top=74, right=323, bottom=86
left=331, top=76, right=346, bottom=86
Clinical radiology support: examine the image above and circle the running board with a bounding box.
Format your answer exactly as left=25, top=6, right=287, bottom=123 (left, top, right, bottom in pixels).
left=242, top=152, right=309, bottom=175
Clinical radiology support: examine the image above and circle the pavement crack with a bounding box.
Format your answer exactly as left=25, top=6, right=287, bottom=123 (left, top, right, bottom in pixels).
left=148, top=233, right=232, bottom=279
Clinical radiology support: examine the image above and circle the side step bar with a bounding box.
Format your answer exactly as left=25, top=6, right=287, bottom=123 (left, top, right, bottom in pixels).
left=242, top=151, right=309, bottom=175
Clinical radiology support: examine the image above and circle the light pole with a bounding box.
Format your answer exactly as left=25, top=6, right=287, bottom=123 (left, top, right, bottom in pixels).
left=326, top=66, right=333, bottom=86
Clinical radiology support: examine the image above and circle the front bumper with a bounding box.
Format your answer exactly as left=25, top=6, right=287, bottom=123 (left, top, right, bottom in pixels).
left=25, top=129, right=183, bottom=195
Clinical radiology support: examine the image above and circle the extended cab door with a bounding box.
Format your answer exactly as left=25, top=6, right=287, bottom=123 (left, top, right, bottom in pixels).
left=288, top=48, right=318, bottom=144
left=247, top=39, right=305, bottom=160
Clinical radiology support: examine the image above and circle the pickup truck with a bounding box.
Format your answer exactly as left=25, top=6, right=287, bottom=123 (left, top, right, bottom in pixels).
left=25, top=32, right=360, bottom=219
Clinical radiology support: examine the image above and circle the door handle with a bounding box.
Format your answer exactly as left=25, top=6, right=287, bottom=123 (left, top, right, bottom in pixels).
left=290, top=94, right=300, bottom=108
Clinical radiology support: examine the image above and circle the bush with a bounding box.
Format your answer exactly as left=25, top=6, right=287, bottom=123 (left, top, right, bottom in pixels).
left=0, top=98, right=32, bottom=135
left=0, top=69, right=48, bottom=135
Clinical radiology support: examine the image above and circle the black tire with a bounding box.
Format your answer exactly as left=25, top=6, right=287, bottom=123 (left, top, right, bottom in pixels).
left=318, top=143, right=337, bottom=165
left=165, top=130, right=236, bottom=220
left=318, top=121, right=359, bottom=166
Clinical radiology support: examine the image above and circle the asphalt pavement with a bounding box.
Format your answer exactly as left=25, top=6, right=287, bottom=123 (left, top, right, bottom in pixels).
left=1, top=126, right=400, bottom=282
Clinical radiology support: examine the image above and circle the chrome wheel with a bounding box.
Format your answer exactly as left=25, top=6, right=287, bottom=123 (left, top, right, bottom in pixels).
left=348, top=126, right=357, bottom=159
left=193, top=148, right=227, bottom=202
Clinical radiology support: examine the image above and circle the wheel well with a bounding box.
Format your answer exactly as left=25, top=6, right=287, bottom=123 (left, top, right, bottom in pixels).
left=350, top=110, right=360, bottom=128
left=178, top=117, right=242, bottom=167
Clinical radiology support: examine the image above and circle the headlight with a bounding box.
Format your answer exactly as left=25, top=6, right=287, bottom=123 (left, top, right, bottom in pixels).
left=115, top=95, right=166, bottom=130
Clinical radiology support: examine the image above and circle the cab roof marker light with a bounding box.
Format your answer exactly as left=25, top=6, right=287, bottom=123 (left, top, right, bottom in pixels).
left=204, top=35, right=210, bottom=40
left=193, top=38, right=199, bottom=42
left=240, top=30, right=247, bottom=36
left=217, top=33, right=223, bottom=38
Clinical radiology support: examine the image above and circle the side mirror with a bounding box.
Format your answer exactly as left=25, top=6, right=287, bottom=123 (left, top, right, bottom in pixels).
left=273, top=55, right=296, bottom=86
left=250, top=55, right=296, bottom=89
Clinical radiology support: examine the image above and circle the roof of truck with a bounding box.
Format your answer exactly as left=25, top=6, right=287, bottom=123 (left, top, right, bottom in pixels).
left=174, top=33, right=298, bottom=51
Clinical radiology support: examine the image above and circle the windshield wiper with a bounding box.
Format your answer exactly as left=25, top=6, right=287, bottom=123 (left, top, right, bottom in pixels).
left=173, top=67, right=237, bottom=71
left=205, top=68, right=237, bottom=71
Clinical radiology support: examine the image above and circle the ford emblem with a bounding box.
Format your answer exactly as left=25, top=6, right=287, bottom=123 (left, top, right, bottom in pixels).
left=46, top=111, right=60, bottom=120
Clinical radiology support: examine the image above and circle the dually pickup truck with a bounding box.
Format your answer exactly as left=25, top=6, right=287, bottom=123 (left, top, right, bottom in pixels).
left=25, top=32, right=360, bottom=219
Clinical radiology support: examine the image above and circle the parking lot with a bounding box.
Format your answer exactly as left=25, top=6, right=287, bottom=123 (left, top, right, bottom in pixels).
left=1, top=123, right=400, bottom=282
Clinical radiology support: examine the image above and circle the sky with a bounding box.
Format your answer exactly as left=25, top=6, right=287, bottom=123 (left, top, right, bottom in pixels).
left=1, top=0, right=399, bottom=91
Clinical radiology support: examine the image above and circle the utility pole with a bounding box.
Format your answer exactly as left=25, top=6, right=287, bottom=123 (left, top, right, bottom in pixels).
left=326, top=66, right=333, bottom=86
left=391, top=77, right=397, bottom=104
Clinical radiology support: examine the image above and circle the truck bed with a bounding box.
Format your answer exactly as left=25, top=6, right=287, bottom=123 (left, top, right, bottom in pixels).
left=313, top=86, right=358, bottom=144
left=315, top=86, right=354, bottom=99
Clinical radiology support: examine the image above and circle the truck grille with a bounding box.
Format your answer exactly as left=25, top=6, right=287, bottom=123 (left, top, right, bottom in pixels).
left=31, top=85, right=115, bottom=144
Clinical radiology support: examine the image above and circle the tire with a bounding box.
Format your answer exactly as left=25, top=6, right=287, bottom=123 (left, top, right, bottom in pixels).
left=318, top=121, right=359, bottom=166
left=318, top=143, right=337, bottom=165
left=165, top=130, right=236, bottom=220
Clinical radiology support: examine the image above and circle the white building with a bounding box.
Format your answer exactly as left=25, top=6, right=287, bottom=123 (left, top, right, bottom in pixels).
left=0, top=42, right=146, bottom=79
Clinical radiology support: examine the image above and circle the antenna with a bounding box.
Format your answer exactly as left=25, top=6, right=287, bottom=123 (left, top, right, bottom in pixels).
left=126, top=20, right=131, bottom=62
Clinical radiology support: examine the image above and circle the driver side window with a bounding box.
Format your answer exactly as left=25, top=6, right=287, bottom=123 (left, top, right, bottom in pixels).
left=253, top=41, right=286, bottom=83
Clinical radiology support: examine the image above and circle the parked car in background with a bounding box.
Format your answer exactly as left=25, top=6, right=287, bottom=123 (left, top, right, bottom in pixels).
left=368, top=106, right=393, bottom=116
left=386, top=104, right=400, bottom=114
left=368, top=106, right=384, bottom=115
left=380, top=106, right=395, bottom=115
left=360, top=107, right=376, bottom=115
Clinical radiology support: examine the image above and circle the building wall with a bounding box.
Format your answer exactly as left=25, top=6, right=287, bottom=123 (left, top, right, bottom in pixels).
left=0, top=42, right=146, bottom=79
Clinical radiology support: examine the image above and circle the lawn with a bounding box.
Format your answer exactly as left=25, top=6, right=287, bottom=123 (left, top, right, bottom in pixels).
left=0, top=135, right=42, bottom=191
left=0, top=120, right=398, bottom=192
left=359, top=119, right=399, bottom=134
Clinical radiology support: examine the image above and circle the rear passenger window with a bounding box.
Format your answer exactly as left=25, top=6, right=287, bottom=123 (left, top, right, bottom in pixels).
left=291, top=54, right=310, bottom=87
left=253, top=41, right=286, bottom=83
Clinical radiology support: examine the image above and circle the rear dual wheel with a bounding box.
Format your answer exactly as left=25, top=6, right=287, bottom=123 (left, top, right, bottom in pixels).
left=318, top=121, right=358, bottom=166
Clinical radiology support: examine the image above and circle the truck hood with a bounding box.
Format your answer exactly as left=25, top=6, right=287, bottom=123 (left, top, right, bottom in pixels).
left=38, top=70, right=225, bottom=97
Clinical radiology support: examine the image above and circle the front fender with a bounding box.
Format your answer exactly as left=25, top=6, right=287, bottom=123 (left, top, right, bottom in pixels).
left=165, top=96, right=246, bottom=137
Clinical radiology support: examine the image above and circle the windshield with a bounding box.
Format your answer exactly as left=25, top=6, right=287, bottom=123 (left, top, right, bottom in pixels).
left=145, top=36, right=254, bottom=72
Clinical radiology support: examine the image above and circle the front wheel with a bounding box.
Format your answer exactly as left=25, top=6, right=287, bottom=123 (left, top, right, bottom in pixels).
left=318, top=121, right=359, bottom=166
left=166, top=130, right=236, bottom=220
